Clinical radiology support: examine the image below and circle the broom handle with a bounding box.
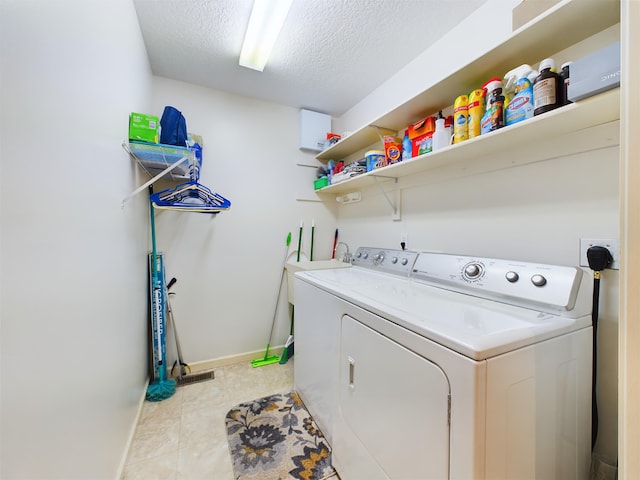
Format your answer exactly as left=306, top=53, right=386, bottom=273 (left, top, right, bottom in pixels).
left=296, top=221, right=303, bottom=262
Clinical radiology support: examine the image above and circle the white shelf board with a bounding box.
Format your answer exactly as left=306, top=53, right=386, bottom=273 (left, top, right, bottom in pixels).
left=316, top=88, right=620, bottom=196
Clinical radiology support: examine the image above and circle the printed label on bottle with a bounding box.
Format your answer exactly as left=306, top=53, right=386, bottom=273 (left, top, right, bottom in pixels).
left=533, top=78, right=557, bottom=109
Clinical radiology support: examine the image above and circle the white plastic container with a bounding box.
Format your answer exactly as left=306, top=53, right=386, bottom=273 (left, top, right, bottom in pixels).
left=431, top=111, right=450, bottom=152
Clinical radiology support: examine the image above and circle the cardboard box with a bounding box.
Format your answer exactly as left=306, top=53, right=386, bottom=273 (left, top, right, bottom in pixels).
left=408, top=116, right=436, bottom=140
left=412, top=133, right=433, bottom=157
left=129, top=112, right=159, bottom=143
left=512, top=0, right=561, bottom=31
left=384, top=136, right=402, bottom=165
left=568, top=42, right=620, bottom=102
left=314, top=177, right=328, bottom=190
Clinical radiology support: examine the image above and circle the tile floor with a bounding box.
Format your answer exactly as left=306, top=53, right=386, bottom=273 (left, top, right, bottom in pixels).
left=121, top=360, right=295, bottom=479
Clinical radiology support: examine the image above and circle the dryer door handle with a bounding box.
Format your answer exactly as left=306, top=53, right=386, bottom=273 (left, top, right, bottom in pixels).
left=348, top=356, right=356, bottom=390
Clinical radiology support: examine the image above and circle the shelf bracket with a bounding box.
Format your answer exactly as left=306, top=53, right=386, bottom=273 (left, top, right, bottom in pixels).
left=121, top=155, right=190, bottom=207
left=373, top=177, right=401, bottom=221
left=371, top=125, right=387, bottom=146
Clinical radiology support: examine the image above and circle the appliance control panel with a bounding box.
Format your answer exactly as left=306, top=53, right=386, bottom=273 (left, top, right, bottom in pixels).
left=411, top=252, right=583, bottom=312
left=352, top=247, right=418, bottom=277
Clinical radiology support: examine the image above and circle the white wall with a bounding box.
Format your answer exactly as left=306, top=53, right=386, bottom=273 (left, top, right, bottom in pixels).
left=1, top=1, right=153, bottom=478
left=333, top=0, right=620, bottom=466
left=149, top=77, right=337, bottom=363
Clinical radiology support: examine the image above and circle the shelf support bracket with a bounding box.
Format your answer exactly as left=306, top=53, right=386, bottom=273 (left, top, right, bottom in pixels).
left=373, top=177, right=401, bottom=221
left=121, top=155, right=190, bottom=207
left=371, top=125, right=387, bottom=146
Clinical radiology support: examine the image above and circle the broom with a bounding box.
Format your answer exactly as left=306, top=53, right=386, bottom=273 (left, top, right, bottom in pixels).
left=146, top=186, right=176, bottom=401
left=252, top=232, right=292, bottom=367
left=280, top=221, right=305, bottom=364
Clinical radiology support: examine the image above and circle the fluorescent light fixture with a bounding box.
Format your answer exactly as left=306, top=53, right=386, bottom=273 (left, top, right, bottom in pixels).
left=239, top=0, right=293, bottom=71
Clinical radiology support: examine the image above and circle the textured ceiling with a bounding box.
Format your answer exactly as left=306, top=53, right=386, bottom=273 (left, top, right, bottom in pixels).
left=133, top=0, right=489, bottom=117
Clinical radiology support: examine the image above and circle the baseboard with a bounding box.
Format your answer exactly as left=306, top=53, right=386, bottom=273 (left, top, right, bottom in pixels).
left=115, top=378, right=149, bottom=480
left=186, top=347, right=285, bottom=373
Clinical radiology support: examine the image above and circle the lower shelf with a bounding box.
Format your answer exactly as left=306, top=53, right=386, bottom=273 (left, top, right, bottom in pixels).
left=317, top=88, right=620, bottom=196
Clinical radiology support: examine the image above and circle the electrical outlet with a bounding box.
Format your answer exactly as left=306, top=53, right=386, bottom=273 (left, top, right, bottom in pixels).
left=401, top=233, right=408, bottom=250
left=579, top=238, right=620, bottom=270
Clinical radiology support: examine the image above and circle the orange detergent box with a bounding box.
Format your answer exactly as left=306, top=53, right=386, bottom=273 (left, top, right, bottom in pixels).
left=384, top=136, right=402, bottom=164
left=408, top=116, right=436, bottom=157
left=408, top=116, right=436, bottom=139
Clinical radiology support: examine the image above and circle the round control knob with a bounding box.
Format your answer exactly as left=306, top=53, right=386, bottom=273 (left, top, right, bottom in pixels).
left=401, top=258, right=408, bottom=266
left=505, top=271, right=519, bottom=283
left=392, top=257, right=398, bottom=264
left=531, top=274, right=547, bottom=287
left=356, top=251, right=362, bottom=258
left=362, top=252, right=368, bottom=259
left=464, top=263, right=482, bottom=278
left=373, top=252, right=385, bottom=265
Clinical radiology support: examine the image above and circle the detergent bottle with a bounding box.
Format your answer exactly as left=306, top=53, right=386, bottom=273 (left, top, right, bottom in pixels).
left=503, top=64, right=536, bottom=126
left=402, top=130, right=412, bottom=160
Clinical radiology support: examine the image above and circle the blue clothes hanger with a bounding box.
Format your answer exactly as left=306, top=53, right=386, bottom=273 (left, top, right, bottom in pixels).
left=150, top=180, right=231, bottom=213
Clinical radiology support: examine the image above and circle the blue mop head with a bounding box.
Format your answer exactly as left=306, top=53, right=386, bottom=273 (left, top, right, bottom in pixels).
left=146, top=378, right=176, bottom=402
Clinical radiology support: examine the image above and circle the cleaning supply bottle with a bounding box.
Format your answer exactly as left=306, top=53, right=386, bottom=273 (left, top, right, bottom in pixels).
left=480, top=78, right=505, bottom=134
left=431, top=111, right=450, bottom=152
left=453, top=94, right=469, bottom=144
left=402, top=130, right=412, bottom=161
left=533, top=58, right=562, bottom=116
left=560, top=61, right=572, bottom=106
left=467, top=88, right=485, bottom=139
left=503, top=64, right=536, bottom=126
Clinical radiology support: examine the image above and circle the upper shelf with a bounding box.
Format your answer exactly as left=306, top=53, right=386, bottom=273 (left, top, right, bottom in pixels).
left=316, top=0, right=620, bottom=162
left=317, top=88, right=620, bottom=195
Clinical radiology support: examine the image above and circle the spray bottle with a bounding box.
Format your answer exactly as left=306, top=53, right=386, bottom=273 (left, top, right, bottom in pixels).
left=467, top=88, right=485, bottom=139
left=503, top=64, right=536, bottom=126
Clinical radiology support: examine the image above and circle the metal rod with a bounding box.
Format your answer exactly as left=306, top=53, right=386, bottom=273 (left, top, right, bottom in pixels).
left=122, top=155, right=190, bottom=206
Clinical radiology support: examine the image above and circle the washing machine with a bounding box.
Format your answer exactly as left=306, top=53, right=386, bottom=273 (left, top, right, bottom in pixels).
left=294, top=247, right=593, bottom=480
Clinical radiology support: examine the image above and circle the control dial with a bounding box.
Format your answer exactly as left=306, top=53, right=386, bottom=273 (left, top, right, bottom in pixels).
left=373, top=251, right=385, bottom=265
left=505, top=271, right=519, bottom=283
left=463, top=262, right=484, bottom=280
left=531, top=274, right=547, bottom=287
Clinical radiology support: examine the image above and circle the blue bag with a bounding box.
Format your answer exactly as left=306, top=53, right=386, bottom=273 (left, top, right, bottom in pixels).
left=159, top=106, right=188, bottom=146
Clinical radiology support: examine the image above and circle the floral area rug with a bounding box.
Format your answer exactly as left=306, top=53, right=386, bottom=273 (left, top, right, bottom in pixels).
left=225, top=391, right=336, bottom=480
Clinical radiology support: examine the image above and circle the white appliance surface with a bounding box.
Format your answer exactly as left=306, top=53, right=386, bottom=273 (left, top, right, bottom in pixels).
left=299, top=264, right=591, bottom=361
left=294, top=248, right=593, bottom=480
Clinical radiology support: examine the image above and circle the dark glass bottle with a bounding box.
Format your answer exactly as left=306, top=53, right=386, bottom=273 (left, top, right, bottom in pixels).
left=560, top=62, right=572, bottom=106
left=533, top=58, right=562, bottom=116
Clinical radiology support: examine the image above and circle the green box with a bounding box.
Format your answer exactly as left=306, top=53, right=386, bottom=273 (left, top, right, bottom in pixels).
left=129, top=112, right=159, bottom=143
left=314, top=177, right=328, bottom=190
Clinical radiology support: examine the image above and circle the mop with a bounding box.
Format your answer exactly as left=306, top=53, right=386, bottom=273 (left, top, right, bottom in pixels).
left=251, top=232, right=292, bottom=367
left=146, top=187, right=176, bottom=401
left=280, top=221, right=305, bottom=364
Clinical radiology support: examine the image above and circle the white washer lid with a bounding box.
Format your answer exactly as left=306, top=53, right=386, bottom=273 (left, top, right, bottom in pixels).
left=296, top=267, right=591, bottom=360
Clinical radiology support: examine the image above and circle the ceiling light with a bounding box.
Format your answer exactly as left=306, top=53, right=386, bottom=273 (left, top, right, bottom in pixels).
left=239, top=0, right=293, bottom=72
